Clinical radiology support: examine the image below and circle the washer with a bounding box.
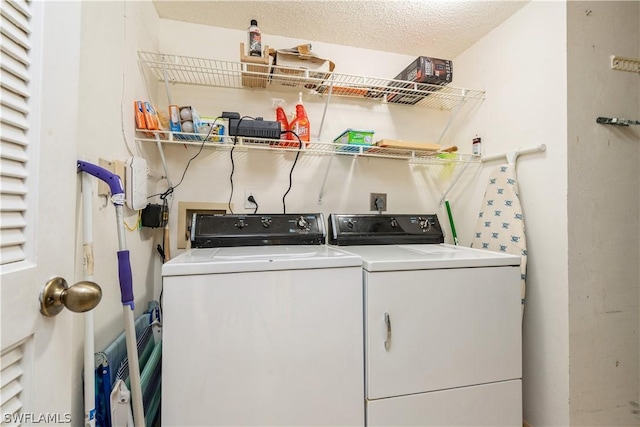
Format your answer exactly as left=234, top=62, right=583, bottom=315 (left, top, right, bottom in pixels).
left=162, top=213, right=364, bottom=426
left=328, top=213, right=522, bottom=427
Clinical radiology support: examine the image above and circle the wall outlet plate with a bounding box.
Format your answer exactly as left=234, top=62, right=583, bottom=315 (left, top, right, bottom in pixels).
left=370, top=193, right=387, bottom=211
left=244, top=189, right=257, bottom=209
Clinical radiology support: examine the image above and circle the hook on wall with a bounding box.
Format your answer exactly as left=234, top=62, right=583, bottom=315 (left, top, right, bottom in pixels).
left=596, top=117, right=640, bottom=126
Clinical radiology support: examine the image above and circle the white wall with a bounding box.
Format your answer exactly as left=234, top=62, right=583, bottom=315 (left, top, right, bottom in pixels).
left=67, top=2, right=640, bottom=426
left=151, top=19, right=472, bottom=260
left=450, top=2, right=570, bottom=426
left=71, top=1, right=160, bottom=423
left=567, top=2, right=640, bottom=425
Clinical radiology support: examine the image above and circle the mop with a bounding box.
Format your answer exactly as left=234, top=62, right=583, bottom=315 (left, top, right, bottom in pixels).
left=80, top=172, right=98, bottom=426
left=78, top=160, right=145, bottom=427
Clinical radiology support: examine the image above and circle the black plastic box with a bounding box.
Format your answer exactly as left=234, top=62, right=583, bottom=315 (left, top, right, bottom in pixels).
left=397, top=56, right=453, bottom=86
left=387, top=56, right=453, bottom=104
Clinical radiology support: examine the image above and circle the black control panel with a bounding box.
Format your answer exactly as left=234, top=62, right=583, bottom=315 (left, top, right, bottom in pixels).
left=191, top=213, right=325, bottom=248
left=328, top=214, right=444, bottom=245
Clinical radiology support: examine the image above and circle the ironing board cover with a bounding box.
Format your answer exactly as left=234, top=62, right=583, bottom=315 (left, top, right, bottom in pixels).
left=471, top=164, right=527, bottom=312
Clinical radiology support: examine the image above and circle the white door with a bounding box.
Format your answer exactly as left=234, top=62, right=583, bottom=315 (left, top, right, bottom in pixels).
left=365, top=266, right=522, bottom=399
left=1, top=1, right=82, bottom=424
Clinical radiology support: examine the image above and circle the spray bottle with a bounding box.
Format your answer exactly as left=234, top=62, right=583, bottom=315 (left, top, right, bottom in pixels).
left=289, top=92, right=310, bottom=146
left=273, top=98, right=290, bottom=141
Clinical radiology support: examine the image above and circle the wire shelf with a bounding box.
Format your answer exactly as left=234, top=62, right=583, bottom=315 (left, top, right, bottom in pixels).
left=138, top=51, right=485, bottom=110
left=135, top=131, right=480, bottom=165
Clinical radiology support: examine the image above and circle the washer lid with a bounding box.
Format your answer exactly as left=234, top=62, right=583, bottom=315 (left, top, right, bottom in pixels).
left=162, top=245, right=362, bottom=276
left=334, top=244, right=520, bottom=271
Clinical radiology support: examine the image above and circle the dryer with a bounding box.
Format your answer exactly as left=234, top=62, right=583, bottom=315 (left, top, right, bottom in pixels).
left=162, top=213, right=364, bottom=426
left=328, top=214, right=522, bottom=427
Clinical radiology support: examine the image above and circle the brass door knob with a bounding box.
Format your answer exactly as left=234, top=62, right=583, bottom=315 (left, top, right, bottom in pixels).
left=39, top=277, right=102, bottom=317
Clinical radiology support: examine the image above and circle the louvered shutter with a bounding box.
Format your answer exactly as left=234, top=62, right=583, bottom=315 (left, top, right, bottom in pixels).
left=1, top=0, right=31, bottom=266
left=1, top=340, right=30, bottom=425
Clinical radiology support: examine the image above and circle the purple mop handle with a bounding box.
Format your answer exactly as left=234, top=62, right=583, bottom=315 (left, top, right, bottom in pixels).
left=77, top=160, right=124, bottom=205
left=117, top=250, right=135, bottom=309
left=78, top=160, right=134, bottom=309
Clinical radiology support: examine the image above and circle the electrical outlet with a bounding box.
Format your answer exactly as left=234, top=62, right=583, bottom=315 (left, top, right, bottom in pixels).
left=245, top=189, right=257, bottom=209
left=370, top=193, right=387, bottom=212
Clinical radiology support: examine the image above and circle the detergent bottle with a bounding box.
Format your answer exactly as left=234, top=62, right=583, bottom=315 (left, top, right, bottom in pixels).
left=289, top=92, right=310, bottom=146
left=273, top=98, right=290, bottom=142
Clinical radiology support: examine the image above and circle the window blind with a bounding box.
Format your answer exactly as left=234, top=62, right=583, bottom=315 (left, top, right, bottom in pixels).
left=1, top=0, right=31, bottom=266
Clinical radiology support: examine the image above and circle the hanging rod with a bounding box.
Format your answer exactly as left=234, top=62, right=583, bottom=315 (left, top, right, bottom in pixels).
left=437, top=144, right=546, bottom=205
left=596, top=117, right=640, bottom=126
left=482, top=144, right=547, bottom=163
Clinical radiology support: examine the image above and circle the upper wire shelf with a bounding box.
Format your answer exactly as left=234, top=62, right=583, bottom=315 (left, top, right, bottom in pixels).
left=138, top=51, right=485, bottom=110
left=135, top=131, right=480, bottom=165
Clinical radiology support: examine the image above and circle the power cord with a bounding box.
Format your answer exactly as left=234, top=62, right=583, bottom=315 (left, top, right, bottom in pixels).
left=228, top=116, right=255, bottom=214
left=280, top=130, right=304, bottom=214
left=247, top=194, right=259, bottom=214
left=375, top=197, right=384, bottom=213
left=147, top=116, right=222, bottom=201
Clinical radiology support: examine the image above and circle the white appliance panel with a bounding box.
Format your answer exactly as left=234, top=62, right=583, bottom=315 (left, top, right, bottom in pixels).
left=336, top=244, right=520, bottom=272
left=365, top=266, right=521, bottom=399
left=162, top=245, right=361, bottom=276
left=367, top=379, right=522, bottom=426
left=162, top=266, right=365, bottom=426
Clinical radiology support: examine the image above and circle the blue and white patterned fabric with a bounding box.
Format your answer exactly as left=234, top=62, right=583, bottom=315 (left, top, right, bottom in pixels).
left=471, top=164, right=527, bottom=317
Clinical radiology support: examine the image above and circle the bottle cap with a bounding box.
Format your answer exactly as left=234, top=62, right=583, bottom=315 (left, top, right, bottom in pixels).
left=251, top=19, right=258, bottom=26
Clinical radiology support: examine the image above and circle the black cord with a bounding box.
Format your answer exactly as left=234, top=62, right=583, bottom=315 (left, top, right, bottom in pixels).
left=248, top=194, right=259, bottom=214
left=147, top=116, right=222, bottom=201
left=280, top=130, right=304, bottom=214
left=228, top=116, right=254, bottom=214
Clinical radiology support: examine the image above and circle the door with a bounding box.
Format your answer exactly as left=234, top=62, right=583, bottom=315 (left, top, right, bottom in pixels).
left=365, top=266, right=522, bottom=399
left=162, top=266, right=365, bottom=426
left=1, top=1, right=82, bottom=423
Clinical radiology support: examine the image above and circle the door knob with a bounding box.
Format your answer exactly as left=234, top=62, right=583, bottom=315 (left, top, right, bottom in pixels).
left=39, top=277, right=102, bottom=317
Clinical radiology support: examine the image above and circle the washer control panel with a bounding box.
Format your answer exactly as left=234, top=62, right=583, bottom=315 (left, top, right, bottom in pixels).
left=191, top=213, right=325, bottom=248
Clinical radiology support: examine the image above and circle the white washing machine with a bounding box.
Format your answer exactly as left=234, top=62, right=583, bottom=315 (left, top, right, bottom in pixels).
left=161, top=213, right=364, bottom=426
left=328, top=214, right=522, bottom=427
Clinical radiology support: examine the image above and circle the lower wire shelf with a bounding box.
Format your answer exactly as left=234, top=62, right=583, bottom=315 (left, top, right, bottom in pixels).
left=135, top=130, right=480, bottom=165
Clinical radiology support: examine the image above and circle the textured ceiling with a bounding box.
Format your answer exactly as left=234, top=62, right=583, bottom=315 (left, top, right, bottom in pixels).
left=152, top=0, right=529, bottom=59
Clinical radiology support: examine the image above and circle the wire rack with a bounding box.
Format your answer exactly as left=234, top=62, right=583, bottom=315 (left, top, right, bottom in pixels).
left=138, top=51, right=485, bottom=110
left=135, top=131, right=480, bottom=165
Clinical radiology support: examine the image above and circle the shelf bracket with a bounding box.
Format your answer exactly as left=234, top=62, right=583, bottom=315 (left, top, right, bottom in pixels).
left=439, top=161, right=472, bottom=206
left=436, top=89, right=467, bottom=146
left=316, top=79, right=335, bottom=141
left=155, top=133, right=173, bottom=189
left=610, top=55, right=640, bottom=73
left=161, top=60, right=173, bottom=106
left=317, top=153, right=335, bottom=205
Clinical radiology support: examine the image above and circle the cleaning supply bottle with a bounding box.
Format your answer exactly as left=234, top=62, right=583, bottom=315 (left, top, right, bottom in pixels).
left=248, top=19, right=261, bottom=57
left=289, top=92, right=310, bottom=145
left=273, top=98, right=290, bottom=141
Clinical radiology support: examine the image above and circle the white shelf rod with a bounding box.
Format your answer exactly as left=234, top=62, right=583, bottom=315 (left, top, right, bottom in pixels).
left=482, top=144, right=547, bottom=164
left=436, top=89, right=467, bottom=146
left=438, top=161, right=473, bottom=206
